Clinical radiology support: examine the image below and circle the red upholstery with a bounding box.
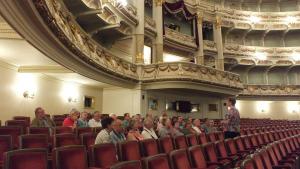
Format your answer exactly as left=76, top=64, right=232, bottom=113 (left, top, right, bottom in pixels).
left=234, top=137, right=249, bottom=153
left=249, top=135, right=259, bottom=148
left=53, top=145, right=98, bottom=169
left=186, top=134, right=198, bottom=146
left=262, top=132, right=271, bottom=144
left=215, top=140, right=238, bottom=162
left=174, top=135, right=188, bottom=149
left=80, top=133, right=97, bottom=149
left=54, top=127, right=73, bottom=134
left=203, top=143, right=231, bottom=167
left=93, top=127, right=102, bottom=134
left=110, top=161, right=142, bottom=169
left=5, top=120, right=28, bottom=133
left=19, top=134, right=48, bottom=149
left=145, top=154, right=171, bottom=169
left=158, top=136, right=174, bottom=154
left=240, top=159, right=255, bottom=169
left=54, top=133, right=78, bottom=147
left=252, top=153, right=265, bottom=169
left=169, top=149, right=192, bottom=169
left=188, top=145, right=219, bottom=169
left=198, top=133, right=208, bottom=144
left=207, top=133, right=217, bottom=142
left=256, top=134, right=265, bottom=146
left=140, top=139, right=159, bottom=156
left=27, top=127, right=50, bottom=136
left=225, top=138, right=247, bottom=158
left=75, top=127, right=93, bottom=137
left=216, top=132, right=224, bottom=141
left=0, top=126, right=23, bottom=148
left=88, top=143, right=118, bottom=168
left=118, top=140, right=141, bottom=161
left=0, top=136, right=12, bottom=167
left=13, top=117, right=30, bottom=126
left=3, top=148, right=48, bottom=169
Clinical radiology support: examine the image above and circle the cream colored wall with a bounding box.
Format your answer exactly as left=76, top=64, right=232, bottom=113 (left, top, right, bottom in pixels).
left=0, top=63, right=102, bottom=122
left=237, top=100, right=300, bottom=120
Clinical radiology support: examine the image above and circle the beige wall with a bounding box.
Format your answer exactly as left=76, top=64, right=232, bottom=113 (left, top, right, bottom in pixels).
left=0, top=63, right=102, bottom=122
left=237, top=100, right=300, bottom=120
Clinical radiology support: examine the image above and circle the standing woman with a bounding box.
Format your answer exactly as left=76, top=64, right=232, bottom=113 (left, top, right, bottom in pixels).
left=223, top=97, right=241, bottom=139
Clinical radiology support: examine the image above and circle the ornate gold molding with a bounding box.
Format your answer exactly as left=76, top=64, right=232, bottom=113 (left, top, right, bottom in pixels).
left=154, top=0, right=165, bottom=6
left=135, top=53, right=144, bottom=64
left=215, top=15, right=222, bottom=29
left=240, top=85, right=300, bottom=97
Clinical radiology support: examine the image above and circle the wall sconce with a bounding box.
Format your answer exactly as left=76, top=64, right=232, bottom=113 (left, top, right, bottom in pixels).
left=68, top=97, right=78, bottom=103
left=23, top=91, right=35, bottom=99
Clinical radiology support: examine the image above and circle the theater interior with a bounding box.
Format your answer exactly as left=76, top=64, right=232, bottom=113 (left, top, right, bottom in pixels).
left=1, top=0, right=300, bottom=169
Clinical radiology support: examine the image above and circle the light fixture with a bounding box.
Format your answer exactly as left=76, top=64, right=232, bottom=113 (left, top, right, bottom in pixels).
left=23, top=91, right=35, bottom=99
left=256, top=101, right=270, bottom=113
left=116, top=0, right=128, bottom=6
left=292, top=52, right=300, bottom=61
left=68, top=97, right=78, bottom=103
left=249, top=15, right=261, bottom=24
left=254, top=52, right=267, bottom=60
left=14, top=73, right=37, bottom=99
left=285, top=16, right=297, bottom=24
left=287, top=101, right=299, bottom=114
left=60, top=83, right=79, bottom=103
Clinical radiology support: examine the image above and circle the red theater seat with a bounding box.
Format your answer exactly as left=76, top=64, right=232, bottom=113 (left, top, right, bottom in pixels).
left=75, top=127, right=93, bottom=137
left=0, top=136, right=12, bottom=168
left=53, top=145, right=100, bottom=169
left=110, top=161, right=142, bottom=169
left=188, top=145, right=220, bottom=169
left=5, top=120, right=27, bottom=134
left=54, top=133, right=78, bottom=148
left=80, top=133, right=97, bottom=149
left=13, top=116, right=30, bottom=126
left=88, top=143, right=118, bottom=169
left=140, top=139, right=159, bottom=157
left=186, top=134, right=198, bottom=146
left=54, top=127, right=73, bottom=134
left=224, top=138, right=247, bottom=159
left=27, top=127, right=51, bottom=136
left=19, top=134, right=48, bottom=149
left=3, top=148, right=48, bottom=169
left=215, top=140, right=239, bottom=162
left=202, top=143, right=231, bottom=168
left=169, top=149, right=193, bottom=169
left=145, top=154, right=171, bottom=169
left=174, top=135, right=188, bottom=149
left=0, top=126, right=23, bottom=148
left=118, top=140, right=142, bottom=161
left=215, top=132, right=224, bottom=141
left=158, top=136, right=174, bottom=154
left=240, top=159, right=255, bottom=169
left=198, top=133, right=208, bottom=144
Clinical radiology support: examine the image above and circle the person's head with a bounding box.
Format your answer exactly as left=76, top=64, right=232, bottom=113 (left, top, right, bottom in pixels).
left=69, top=109, right=79, bottom=121
left=146, top=112, right=153, bottom=119
left=204, top=118, right=209, bottom=125
left=93, top=111, right=102, bottom=121
left=80, top=111, right=88, bottom=120
left=144, top=118, right=154, bottom=129
left=209, top=120, right=214, bottom=127
left=188, top=117, right=193, bottom=123
left=185, top=121, right=192, bottom=129
left=124, top=113, right=130, bottom=120
left=193, top=119, right=201, bottom=127
left=112, top=119, right=123, bottom=133
left=110, top=113, right=117, bottom=120
left=178, top=116, right=183, bottom=123
left=129, top=120, right=141, bottom=131
left=35, top=107, right=45, bottom=119
left=101, top=117, right=114, bottom=130
left=174, top=121, right=180, bottom=129
left=227, top=97, right=236, bottom=107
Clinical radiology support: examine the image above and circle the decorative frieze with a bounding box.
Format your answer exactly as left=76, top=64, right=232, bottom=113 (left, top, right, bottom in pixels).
left=241, top=85, right=300, bottom=96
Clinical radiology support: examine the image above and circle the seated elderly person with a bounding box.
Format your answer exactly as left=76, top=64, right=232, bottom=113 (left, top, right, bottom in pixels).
left=181, top=121, right=197, bottom=135
left=110, top=119, right=126, bottom=144
left=95, top=117, right=114, bottom=144
left=141, top=118, right=158, bottom=139
left=159, top=118, right=183, bottom=138
left=109, top=113, right=117, bottom=120
left=88, top=111, right=102, bottom=127
left=77, top=111, right=89, bottom=127
left=192, top=119, right=202, bottom=134
left=127, top=120, right=144, bottom=141
left=63, top=108, right=80, bottom=129
left=31, top=107, right=55, bottom=128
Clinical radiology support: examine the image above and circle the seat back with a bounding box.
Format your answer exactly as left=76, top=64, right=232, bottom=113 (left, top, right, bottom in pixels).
left=259, top=149, right=273, bottom=169
left=187, top=145, right=208, bottom=168
left=74, top=127, right=92, bottom=137
left=186, top=134, right=198, bottom=146
left=174, top=135, right=188, bottom=149
left=0, top=135, right=13, bottom=163
left=203, top=143, right=218, bottom=162
left=27, top=127, right=50, bottom=137
left=158, top=136, right=174, bottom=154
left=13, top=117, right=30, bottom=126
left=207, top=132, right=217, bottom=142
left=198, top=133, right=208, bottom=144
left=0, top=126, right=23, bottom=148
left=249, top=135, right=259, bottom=147
left=54, top=133, right=78, bottom=147
left=118, top=140, right=141, bottom=161
left=262, top=133, right=270, bottom=144
left=225, top=138, right=238, bottom=155
left=3, top=148, right=48, bottom=169
left=169, top=149, right=192, bottom=169
left=252, top=153, right=265, bottom=169
left=234, top=136, right=246, bottom=151
left=80, top=133, right=97, bottom=149
left=145, top=154, right=171, bottom=169
left=242, top=136, right=253, bottom=149
left=241, top=158, right=255, bottom=169
left=53, top=145, right=88, bottom=169
left=5, top=120, right=28, bottom=133
left=140, top=139, right=159, bottom=156
left=54, top=127, right=73, bottom=134
left=215, top=140, right=229, bottom=158
left=266, top=145, right=279, bottom=165
left=256, top=134, right=265, bottom=146
left=19, top=134, right=48, bottom=149
left=88, top=143, right=118, bottom=168
left=111, top=160, right=142, bottom=169
left=216, top=131, right=225, bottom=140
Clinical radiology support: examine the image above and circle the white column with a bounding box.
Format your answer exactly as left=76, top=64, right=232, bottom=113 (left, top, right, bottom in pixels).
left=213, top=15, right=224, bottom=70
left=153, top=0, right=164, bottom=63
left=195, top=12, right=204, bottom=65
left=133, top=0, right=145, bottom=64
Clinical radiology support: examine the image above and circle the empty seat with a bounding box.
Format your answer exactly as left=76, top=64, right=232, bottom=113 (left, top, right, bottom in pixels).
left=215, top=140, right=239, bottom=162
left=234, top=137, right=252, bottom=154
left=3, top=148, right=48, bottom=169
left=110, top=161, right=142, bottom=169
left=27, top=127, right=50, bottom=136
left=224, top=138, right=247, bottom=159
left=240, top=158, right=255, bottom=169
left=198, top=133, right=208, bottom=144
left=53, top=145, right=100, bottom=169
left=215, top=132, right=225, bottom=141
left=188, top=145, right=220, bottom=169
left=80, top=133, right=97, bottom=149
left=186, top=134, right=198, bottom=146
left=19, top=134, right=48, bottom=149
left=158, top=136, right=174, bottom=154
left=0, top=135, right=12, bottom=168
left=54, top=127, right=73, bottom=134
left=0, top=126, right=23, bottom=148
left=75, top=127, right=92, bottom=137
left=118, top=140, right=142, bottom=161
left=202, top=143, right=232, bottom=168
left=88, top=143, right=118, bottom=169
left=169, top=149, right=193, bottom=169
left=13, top=116, right=30, bottom=126
left=140, top=139, right=159, bottom=157
left=5, top=120, right=27, bottom=133
left=252, top=153, right=265, bottom=169
left=173, top=135, right=188, bottom=149
left=144, top=154, right=171, bottom=169
left=54, top=133, right=78, bottom=147
left=207, top=132, right=217, bottom=142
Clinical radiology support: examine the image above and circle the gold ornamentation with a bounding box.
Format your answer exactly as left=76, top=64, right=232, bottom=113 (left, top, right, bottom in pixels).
left=154, top=0, right=165, bottom=6
left=215, top=16, right=222, bottom=29
left=136, top=53, right=144, bottom=64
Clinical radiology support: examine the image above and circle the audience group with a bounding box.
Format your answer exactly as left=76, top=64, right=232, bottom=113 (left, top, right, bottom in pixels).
left=30, top=107, right=220, bottom=145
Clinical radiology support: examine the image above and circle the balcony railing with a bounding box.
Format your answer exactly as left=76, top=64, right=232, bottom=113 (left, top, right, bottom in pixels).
left=241, top=85, right=300, bottom=96
left=164, top=27, right=197, bottom=49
